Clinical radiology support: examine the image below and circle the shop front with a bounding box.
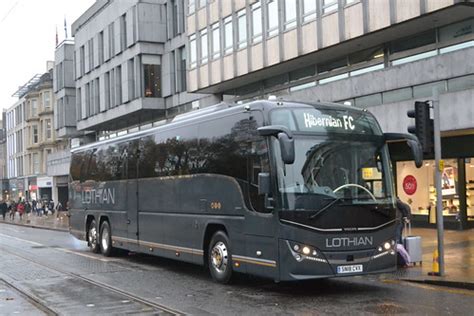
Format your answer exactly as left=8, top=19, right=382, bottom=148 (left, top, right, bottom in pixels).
left=397, top=158, right=474, bottom=229
left=37, top=176, right=53, bottom=202
left=391, top=134, right=474, bottom=230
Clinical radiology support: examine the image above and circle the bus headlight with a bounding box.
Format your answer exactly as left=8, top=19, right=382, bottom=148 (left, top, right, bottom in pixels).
left=302, top=246, right=311, bottom=255
left=288, top=241, right=325, bottom=263
left=373, top=240, right=396, bottom=259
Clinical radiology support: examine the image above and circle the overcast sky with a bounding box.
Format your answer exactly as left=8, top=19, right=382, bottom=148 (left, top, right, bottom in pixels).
left=0, top=0, right=95, bottom=111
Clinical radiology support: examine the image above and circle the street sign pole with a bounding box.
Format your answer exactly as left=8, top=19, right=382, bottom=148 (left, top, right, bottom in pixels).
left=432, top=88, right=445, bottom=276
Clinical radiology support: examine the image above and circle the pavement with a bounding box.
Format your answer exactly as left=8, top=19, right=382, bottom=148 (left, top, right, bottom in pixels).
left=395, top=227, right=474, bottom=290
left=1, top=213, right=473, bottom=290
left=1, top=211, right=69, bottom=231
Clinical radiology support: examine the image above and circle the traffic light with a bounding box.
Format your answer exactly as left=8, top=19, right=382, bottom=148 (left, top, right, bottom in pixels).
left=407, top=101, right=434, bottom=154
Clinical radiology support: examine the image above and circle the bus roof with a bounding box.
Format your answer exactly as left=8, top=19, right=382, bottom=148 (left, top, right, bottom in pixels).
left=71, top=99, right=372, bottom=153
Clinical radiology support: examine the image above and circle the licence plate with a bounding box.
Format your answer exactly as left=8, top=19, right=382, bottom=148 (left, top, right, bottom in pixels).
left=337, top=264, right=363, bottom=274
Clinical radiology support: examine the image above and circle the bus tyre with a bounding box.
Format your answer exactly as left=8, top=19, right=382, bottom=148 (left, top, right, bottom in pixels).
left=208, top=231, right=233, bottom=284
left=100, top=221, right=113, bottom=257
left=88, top=219, right=100, bottom=253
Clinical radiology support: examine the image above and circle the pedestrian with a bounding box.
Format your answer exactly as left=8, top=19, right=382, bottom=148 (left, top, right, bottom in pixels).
left=55, top=201, right=63, bottom=219
left=38, top=200, right=44, bottom=216
left=48, top=200, right=55, bottom=216
left=32, top=199, right=38, bottom=216
left=9, top=201, right=16, bottom=221
left=396, top=197, right=411, bottom=244
left=0, top=200, right=7, bottom=221
left=25, top=200, right=32, bottom=217
left=17, top=201, right=25, bottom=221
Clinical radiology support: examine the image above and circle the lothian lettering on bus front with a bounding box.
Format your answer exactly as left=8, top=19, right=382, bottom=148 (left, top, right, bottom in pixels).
left=326, top=236, right=373, bottom=248
left=79, top=188, right=116, bottom=205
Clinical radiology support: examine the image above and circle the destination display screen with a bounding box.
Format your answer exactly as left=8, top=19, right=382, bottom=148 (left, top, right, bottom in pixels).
left=270, top=108, right=382, bottom=135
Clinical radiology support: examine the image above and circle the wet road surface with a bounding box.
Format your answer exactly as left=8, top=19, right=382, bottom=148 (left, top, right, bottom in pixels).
left=0, top=223, right=473, bottom=315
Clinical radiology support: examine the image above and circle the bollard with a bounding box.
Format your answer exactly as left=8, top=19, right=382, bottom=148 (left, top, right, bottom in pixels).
left=428, top=249, right=441, bottom=276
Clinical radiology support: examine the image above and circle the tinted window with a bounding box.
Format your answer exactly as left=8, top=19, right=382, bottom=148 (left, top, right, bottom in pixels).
left=198, top=114, right=250, bottom=181
left=70, top=152, right=86, bottom=182
left=91, top=143, right=128, bottom=181
left=248, top=112, right=270, bottom=213
left=138, top=125, right=199, bottom=178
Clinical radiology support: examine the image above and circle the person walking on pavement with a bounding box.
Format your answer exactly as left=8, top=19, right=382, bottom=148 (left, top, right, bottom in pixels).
left=9, top=201, right=16, bottom=221
left=32, top=199, right=38, bottom=216
left=396, top=197, right=411, bottom=244
left=55, top=201, right=63, bottom=219
left=0, top=200, right=7, bottom=221
left=17, top=201, right=25, bottom=221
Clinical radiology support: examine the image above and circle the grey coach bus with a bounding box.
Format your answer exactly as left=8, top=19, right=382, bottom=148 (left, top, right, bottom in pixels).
left=69, top=99, right=422, bottom=283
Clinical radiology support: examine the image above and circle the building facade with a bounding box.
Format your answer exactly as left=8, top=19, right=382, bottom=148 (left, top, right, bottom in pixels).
left=185, top=0, right=474, bottom=229
left=67, top=0, right=217, bottom=139
left=6, top=97, right=27, bottom=201
left=7, top=67, right=67, bottom=203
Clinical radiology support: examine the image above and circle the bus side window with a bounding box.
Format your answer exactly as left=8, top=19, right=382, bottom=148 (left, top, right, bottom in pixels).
left=71, top=153, right=85, bottom=183
left=127, top=140, right=139, bottom=179
left=248, top=112, right=271, bottom=213
left=248, top=139, right=270, bottom=213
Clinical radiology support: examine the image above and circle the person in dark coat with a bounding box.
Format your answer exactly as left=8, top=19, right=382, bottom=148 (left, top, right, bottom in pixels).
left=396, top=197, right=412, bottom=244
left=0, top=200, right=7, bottom=220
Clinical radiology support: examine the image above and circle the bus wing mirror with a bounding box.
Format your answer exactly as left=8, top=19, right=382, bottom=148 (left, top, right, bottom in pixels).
left=258, top=173, right=271, bottom=195
left=258, top=125, right=295, bottom=165
left=278, top=132, right=295, bottom=164
left=384, top=133, right=423, bottom=168
left=257, top=125, right=293, bottom=138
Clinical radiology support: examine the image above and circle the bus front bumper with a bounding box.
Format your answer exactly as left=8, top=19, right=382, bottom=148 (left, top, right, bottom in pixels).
left=278, top=239, right=397, bottom=281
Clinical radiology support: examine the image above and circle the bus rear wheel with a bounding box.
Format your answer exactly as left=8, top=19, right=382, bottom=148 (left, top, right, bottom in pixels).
left=88, top=219, right=100, bottom=253
left=208, top=231, right=233, bottom=284
left=100, top=220, right=113, bottom=257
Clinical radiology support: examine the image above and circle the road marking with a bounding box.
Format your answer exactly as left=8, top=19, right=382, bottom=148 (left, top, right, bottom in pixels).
left=383, top=279, right=474, bottom=297
left=0, top=232, right=110, bottom=262
left=56, top=247, right=110, bottom=262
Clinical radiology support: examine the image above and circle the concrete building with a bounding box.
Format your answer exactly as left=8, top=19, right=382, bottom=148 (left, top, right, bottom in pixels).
left=67, top=0, right=217, bottom=139
left=186, top=0, right=474, bottom=229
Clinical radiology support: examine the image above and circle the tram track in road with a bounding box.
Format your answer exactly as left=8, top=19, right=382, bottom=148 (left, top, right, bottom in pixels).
left=0, top=241, right=184, bottom=315
left=0, top=277, right=58, bottom=315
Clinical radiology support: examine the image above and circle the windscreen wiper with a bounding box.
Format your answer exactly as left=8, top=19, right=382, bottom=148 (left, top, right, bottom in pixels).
left=309, top=197, right=344, bottom=219
left=309, top=196, right=379, bottom=219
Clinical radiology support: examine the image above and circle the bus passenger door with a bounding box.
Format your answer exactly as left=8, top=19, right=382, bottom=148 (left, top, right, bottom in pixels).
left=125, top=140, right=140, bottom=250
left=243, top=114, right=278, bottom=279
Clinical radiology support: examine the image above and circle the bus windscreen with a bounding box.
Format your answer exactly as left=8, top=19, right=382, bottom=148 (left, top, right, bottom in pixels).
left=270, top=108, right=382, bottom=135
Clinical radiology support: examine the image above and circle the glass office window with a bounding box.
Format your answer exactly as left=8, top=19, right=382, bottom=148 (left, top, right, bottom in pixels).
left=143, top=64, right=161, bottom=97
left=238, top=10, right=247, bottom=49
left=267, top=0, right=279, bottom=37
left=251, top=2, right=262, bottom=43
left=212, top=23, right=220, bottom=59
left=200, top=28, right=208, bottom=64
left=189, top=34, right=197, bottom=67
left=322, top=0, right=338, bottom=14
left=224, top=16, right=233, bottom=54
left=284, top=0, right=297, bottom=30
left=302, top=0, right=316, bottom=22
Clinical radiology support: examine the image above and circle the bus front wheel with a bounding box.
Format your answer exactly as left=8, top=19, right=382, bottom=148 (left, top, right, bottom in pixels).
left=88, top=219, right=100, bottom=253
left=208, top=231, right=233, bottom=284
left=100, top=220, right=113, bottom=257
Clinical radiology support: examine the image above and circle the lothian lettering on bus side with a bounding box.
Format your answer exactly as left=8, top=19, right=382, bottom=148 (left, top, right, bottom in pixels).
left=303, top=113, right=355, bottom=130
left=81, top=188, right=115, bottom=205
left=326, top=236, right=373, bottom=248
